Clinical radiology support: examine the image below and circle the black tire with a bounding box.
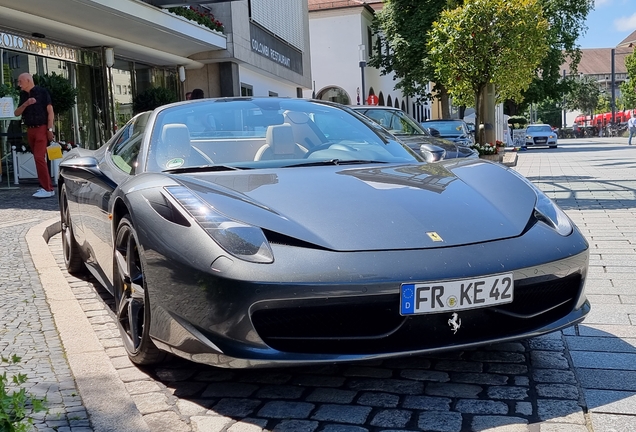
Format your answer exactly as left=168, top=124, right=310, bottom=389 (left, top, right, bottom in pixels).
left=113, top=216, right=166, bottom=365
left=60, top=185, right=86, bottom=275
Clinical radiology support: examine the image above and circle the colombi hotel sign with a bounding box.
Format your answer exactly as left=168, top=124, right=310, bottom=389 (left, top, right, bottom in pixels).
left=1, top=31, right=78, bottom=62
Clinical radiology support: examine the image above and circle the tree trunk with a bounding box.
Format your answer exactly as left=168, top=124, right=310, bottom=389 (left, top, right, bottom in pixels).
left=504, top=99, right=519, bottom=116
left=481, top=83, right=496, bottom=145
left=474, top=89, right=483, bottom=144
left=439, top=86, right=451, bottom=119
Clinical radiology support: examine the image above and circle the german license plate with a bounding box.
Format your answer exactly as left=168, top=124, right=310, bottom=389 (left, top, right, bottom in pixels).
left=536, top=139, right=547, bottom=143
left=400, top=273, right=514, bottom=315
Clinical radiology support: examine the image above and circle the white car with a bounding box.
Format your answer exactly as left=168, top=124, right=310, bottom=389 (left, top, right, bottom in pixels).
left=524, top=124, right=558, bottom=148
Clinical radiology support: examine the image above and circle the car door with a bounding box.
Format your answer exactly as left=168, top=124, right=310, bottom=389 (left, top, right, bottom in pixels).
left=79, top=113, right=149, bottom=288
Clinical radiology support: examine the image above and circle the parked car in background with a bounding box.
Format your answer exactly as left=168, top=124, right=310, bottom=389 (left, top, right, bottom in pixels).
left=524, top=124, right=558, bottom=148
left=422, top=119, right=475, bottom=147
left=350, top=106, right=477, bottom=161
left=58, top=97, right=589, bottom=369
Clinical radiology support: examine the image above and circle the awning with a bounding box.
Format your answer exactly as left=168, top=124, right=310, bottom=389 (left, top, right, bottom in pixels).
left=0, top=0, right=227, bottom=69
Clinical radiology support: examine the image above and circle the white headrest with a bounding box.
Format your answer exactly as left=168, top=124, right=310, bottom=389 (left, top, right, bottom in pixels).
left=266, top=124, right=296, bottom=155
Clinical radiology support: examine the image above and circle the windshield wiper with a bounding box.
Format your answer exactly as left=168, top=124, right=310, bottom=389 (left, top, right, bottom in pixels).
left=163, top=164, right=247, bottom=174
left=286, top=159, right=387, bottom=168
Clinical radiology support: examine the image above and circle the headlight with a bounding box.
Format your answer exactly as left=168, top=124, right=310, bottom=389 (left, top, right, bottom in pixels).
left=525, top=135, right=532, bottom=140
left=533, top=191, right=572, bottom=236
left=165, top=186, right=274, bottom=263
left=508, top=171, right=573, bottom=236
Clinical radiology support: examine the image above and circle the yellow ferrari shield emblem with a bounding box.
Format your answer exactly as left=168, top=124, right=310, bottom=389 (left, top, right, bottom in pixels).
left=426, top=232, right=443, bottom=242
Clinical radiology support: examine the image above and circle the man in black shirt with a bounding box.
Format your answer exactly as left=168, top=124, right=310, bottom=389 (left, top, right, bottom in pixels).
left=14, top=73, right=56, bottom=198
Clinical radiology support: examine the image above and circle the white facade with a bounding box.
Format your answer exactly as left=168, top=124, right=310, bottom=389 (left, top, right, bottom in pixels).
left=304, top=5, right=431, bottom=122
left=238, top=65, right=300, bottom=97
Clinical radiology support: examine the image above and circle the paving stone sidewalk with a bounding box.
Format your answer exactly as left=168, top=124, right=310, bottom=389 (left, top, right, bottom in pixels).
left=0, top=184, right=90, bottom=431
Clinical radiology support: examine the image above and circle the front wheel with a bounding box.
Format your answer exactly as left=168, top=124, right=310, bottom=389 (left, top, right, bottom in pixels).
left=113, top=216, right=166, bottom=365
left=60, top=185, right=86, bottom=275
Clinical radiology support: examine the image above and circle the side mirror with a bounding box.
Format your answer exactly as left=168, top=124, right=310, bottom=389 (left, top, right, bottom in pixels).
left=419, top=144, right=446, bottom=162
left=60, top=156, right=117, bottom=190
left=427, top=127, right=441, bottom=137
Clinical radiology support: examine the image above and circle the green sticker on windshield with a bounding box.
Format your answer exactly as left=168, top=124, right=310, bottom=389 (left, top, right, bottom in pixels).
left=166, top=158, right=185, bottom=169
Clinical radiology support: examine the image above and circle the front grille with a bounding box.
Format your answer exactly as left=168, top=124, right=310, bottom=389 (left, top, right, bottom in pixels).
left=496, top=273, right=581, bottom=316
left=251, top=273, right=583, bottom=354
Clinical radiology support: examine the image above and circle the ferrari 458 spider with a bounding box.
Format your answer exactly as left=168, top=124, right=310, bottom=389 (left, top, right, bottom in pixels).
left=57, top=97, right=589, bottom=368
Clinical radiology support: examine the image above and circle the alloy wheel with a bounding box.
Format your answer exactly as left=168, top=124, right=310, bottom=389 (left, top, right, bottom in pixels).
left=114, top=222, right=146, bottom=354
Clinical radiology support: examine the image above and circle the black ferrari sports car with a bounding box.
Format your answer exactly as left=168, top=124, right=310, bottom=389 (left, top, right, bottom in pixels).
left=57, top=97, right=590, bottom=368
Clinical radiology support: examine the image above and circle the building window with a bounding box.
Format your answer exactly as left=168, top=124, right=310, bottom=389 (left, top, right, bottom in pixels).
left=375, top=37, right=383, bottom=61
left=241, top=83, right=253, bottom=96
left=269, top=91, right=278, bottom=97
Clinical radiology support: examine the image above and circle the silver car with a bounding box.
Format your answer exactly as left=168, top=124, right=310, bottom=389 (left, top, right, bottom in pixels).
left=525, top=124, right=558, bottom=148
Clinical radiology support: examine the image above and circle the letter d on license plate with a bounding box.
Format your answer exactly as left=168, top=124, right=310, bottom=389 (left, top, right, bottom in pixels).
left=400, top=273, right=514, bottom=315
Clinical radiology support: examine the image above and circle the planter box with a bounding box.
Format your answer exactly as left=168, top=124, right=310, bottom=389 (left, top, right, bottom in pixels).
left=12, top=150, right=61, bottom=185
left=479, top=153, right=503, bottom=163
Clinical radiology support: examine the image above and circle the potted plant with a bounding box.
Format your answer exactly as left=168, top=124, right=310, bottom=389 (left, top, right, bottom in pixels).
left=167, top=6, right=224, bottom=33
left=0, top=83, right=20, bottom=107
left=471, top=142, right=503, bottom=162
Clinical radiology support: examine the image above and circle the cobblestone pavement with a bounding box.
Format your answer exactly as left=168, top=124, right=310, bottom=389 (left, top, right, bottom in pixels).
left=2, top=138, right=636, bottom=432
left=0, top=184, right=90, bottom=432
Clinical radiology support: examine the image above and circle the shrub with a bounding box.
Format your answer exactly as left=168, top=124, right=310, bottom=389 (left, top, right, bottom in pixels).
left=1, top=355, right=47, bottom=432
left=507, top=116, right=528, bottom=129
left=33, top=72, right=78, bottom=115
left=133, top=87, right=178, bottom=114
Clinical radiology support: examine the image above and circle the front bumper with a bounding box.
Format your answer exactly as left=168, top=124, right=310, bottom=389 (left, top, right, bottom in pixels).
left=525, top=135, right=558, bottom=146
left=140, top=217, right=590, bottom=368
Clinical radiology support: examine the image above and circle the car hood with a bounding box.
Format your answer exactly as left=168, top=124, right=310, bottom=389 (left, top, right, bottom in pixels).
left=172, top=161, right=537, bottom=252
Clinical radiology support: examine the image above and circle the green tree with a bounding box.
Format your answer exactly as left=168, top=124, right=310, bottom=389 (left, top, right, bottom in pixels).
left=368, top=0, right=452, bottom=114
left=132, top=87, right=177, bottom=114
left=536, top=98, right=563, bottom=127
left=596, top=91, right=611, bottom=114
left=33, top=72, right=78, bottom=115
left=505, top=0, right=593, bottom=116
left=620, top=51, right=636, bottom=110
left=565, top=75, right=601, bottom=117
left=427, top=0, right=549, bottom=143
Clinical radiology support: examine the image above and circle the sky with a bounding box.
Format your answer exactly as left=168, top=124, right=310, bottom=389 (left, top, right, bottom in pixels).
left=576, top=0, right=636, bottom=48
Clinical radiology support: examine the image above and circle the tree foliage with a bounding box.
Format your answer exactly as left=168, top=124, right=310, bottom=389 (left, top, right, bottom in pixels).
left=564, top=75, right=601, bottom=115
left=536, top=98, right=563, bottom=127
left=427, top=0, right=549, bottom=143
left=506, top=0, right=594, bottom=115
left=33, top=72, right=78, bottom=115
left=619, top=51, right=636, bottom=110
left=596, top=92, right=611, bottom=114
left=133, top=87, right=177, bottom=114
left=368, top=0, right=450, bottom=103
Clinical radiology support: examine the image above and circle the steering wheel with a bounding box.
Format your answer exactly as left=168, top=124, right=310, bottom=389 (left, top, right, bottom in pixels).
left=305, top=142, right=356, bottom=158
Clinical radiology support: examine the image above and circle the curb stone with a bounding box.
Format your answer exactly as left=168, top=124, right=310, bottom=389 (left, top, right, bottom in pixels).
left=26, top=218, right=150, bottom=432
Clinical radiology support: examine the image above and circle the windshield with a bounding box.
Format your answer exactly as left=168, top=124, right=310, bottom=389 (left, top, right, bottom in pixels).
left=146, top=99, right=420, bottom=173
left=424, top=121, right=467, bottom=135
left=526, top=125, right=553, bottom=133
left=354, top=108, right=429, bottom=136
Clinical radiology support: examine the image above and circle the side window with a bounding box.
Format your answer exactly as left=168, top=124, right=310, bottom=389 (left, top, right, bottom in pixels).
left=110, top=113, right=150, bottom=174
